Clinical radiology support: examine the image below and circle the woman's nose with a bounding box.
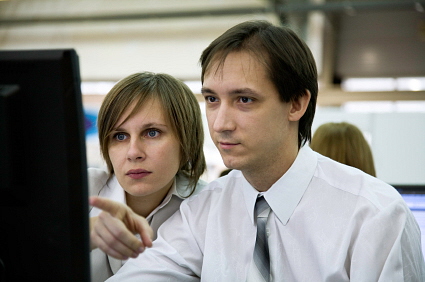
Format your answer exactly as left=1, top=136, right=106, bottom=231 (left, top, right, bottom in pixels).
left=126, top=139, right=145, bottom=161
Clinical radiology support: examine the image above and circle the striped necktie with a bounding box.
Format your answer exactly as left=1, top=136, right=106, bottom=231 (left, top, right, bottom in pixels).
left=247, top=195, right=271, bottom=282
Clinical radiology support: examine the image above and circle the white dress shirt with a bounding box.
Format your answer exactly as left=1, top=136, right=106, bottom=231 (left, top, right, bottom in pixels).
left=88, top=168, right=207, bottom=282
left=108, top=146, right=425, bottom=281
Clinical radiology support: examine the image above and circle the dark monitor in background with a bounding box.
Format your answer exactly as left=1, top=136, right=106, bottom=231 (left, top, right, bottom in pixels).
left=0, top=49, right=90, bottom=281
left=395, top=185, right=425, bottom=260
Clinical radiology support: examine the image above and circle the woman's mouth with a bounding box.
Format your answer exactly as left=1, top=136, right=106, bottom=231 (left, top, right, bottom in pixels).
left=126, top=169, right=151, bottom=179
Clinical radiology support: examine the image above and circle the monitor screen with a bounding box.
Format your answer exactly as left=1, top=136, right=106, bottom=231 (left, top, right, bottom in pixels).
left=0, top=49, right=90, bottom=281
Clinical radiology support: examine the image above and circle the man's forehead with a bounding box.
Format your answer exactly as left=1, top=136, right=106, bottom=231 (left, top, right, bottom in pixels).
left=204, top=50, right=262, bottom=73
left=202, top=56, right=279, bottom=101
left=204, top=51, right=266, bottom=81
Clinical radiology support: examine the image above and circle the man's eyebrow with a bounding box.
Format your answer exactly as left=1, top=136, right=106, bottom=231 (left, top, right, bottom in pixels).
left=230, top=88, right=260, bottom=96
left=201, top=87, right=260, bottom=96
left=201, top=87, right=215, bottom=95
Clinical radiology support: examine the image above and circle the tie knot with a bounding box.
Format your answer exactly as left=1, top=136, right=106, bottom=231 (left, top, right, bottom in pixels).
left=255, top=196, right=270, bottom=218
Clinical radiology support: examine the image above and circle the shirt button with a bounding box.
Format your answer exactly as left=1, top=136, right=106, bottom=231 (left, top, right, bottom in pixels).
left=266, top=228, right=270, bottom=237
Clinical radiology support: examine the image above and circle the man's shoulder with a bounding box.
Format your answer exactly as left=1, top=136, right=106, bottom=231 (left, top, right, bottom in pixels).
left=313, top=155, right=403, bottom=210
left=187, top=170, right=243, bottom=202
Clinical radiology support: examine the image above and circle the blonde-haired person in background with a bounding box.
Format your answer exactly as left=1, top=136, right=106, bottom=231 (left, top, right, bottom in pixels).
left=310, top=122, right=376, bottom=177
left=88, top=72, right=207, bottom=282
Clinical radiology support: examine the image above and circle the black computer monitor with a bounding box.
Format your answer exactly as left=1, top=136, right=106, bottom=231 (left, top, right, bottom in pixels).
left=0, top=49, right=90, bottom=281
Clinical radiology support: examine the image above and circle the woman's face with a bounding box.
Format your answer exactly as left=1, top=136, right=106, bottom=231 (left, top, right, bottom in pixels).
left=108, top=98, right=181, bottom=200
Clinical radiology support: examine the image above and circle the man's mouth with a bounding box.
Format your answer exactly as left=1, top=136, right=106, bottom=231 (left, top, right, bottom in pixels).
left=218, top=142, right=239, bottom=150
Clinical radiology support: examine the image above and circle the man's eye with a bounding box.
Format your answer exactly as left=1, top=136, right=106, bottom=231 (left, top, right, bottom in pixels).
left=240, top=97, right=253, bottom=103
left=205, top=96, right=217, bottom=103
left=147, top=129, right=160, bottom=138
left=114, top=133, right=127, bottom=141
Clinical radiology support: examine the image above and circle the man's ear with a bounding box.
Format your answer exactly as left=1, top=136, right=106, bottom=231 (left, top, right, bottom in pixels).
left=289, top=90, right=311, bottom=122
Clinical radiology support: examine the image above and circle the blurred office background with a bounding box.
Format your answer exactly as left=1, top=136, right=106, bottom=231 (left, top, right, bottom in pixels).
left=1, top=0, right=424, bottom=184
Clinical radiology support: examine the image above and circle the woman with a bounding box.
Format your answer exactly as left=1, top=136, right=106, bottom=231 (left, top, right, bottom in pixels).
left=89, top=72, right=207, bottom=282
left=310, top=121, right=376, bottom=177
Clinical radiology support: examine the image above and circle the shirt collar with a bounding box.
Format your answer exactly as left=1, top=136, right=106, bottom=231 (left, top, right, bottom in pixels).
left=242, top=176, right=261, bottom=225
left=242, top=145, right=317, bottom=225
left=146, top=177, right=179, bottom=221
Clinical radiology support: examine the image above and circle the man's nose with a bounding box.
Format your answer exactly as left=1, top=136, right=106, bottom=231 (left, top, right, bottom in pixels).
left=211, top=103, right=235, bottom=133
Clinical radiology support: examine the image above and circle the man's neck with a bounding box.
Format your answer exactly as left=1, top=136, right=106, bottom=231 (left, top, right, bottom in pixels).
left=243, top=146, right=300, bottom=192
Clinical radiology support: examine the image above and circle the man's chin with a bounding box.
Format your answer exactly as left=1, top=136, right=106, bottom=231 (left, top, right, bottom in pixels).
left=222, top=158, right=242, bottom=171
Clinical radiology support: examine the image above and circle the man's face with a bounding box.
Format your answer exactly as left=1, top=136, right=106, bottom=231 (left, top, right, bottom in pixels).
left=202, top=51, right=299, bottom=178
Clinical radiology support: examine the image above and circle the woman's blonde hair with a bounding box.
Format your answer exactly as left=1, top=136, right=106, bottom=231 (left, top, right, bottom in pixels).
left=97, top=72, right=206, bottom=196
left=310, top=122, right=376, bottom=177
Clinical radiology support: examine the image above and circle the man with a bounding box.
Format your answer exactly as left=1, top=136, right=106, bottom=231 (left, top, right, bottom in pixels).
left=100, top=20, right=425, bottom=281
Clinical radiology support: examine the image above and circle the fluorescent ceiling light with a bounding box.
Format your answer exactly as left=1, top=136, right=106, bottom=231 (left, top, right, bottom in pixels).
left=396, top=77, right=425, bottom=91
left=342, top=77, right=425, bottom=92
left=341, top=78, right=396, bottom=92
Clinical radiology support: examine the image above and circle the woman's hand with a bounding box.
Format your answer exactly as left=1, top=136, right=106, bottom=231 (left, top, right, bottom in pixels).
left=89, top=196, right=153, bottom=260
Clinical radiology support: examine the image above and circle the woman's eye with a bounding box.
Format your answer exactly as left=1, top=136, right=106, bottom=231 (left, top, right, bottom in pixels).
left=147, top=129, right=160, bottom=138
left=114, top=133, right=127, bottom=141
left=240, top=97, right=253, bottom=103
